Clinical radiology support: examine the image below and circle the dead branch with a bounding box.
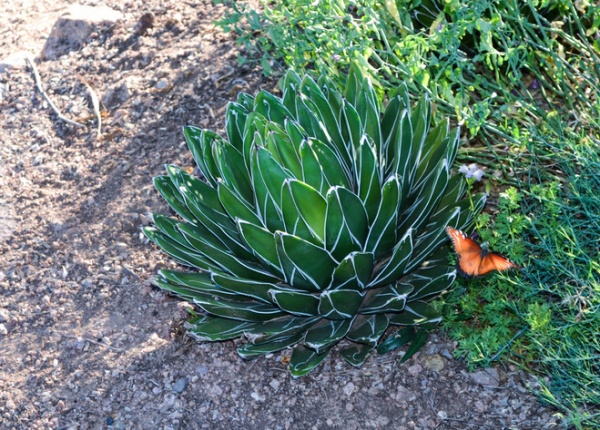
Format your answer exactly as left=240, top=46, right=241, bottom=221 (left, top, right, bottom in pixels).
left=25, top=54, right=86, bottom=129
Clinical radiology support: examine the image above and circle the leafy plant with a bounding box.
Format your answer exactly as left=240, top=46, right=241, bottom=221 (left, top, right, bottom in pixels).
left=144, top=67, right=484, bottom=377
left=217, top=0, right=600, bottom=424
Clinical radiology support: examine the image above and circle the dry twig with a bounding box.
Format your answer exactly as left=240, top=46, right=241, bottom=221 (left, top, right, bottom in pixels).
left=25, top=54, right=86, bottom=129
left=75, top=72, right=102, bottom=139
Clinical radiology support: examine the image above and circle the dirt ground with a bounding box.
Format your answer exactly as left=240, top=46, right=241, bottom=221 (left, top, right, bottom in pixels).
left=0, top=1, right=563, bottom=429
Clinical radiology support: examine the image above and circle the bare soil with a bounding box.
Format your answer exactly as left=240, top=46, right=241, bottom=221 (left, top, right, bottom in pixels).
left=0, top=1, right=561, bottom=429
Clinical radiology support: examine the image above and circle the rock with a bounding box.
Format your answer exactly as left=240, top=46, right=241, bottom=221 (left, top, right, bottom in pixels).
left=134, top=12, right=155, bottom=36
left=394, top=385, right=412, bottom=403
left=343, top=382, right=355, bottom=396
left=172, top=377, right=188, bottom=393
left=423, top=354, right=445, bottom=372
left=195, top=365, right=209, bottom=376
left=439, top=348, right=454, bottom=360
left=250, top=391, right=265, bottom=402
left=269, top=379, right=280, bottom=390
left=469, top=368, right=499, bottom=387
left=102, top=82, right=131, bottom=108
left=407, top=364, right=423, bottom=376
left=155, top=79, right=171, bottom=92
left=0, top=308, right=9, bottom=322
left=41, top=5, right=122, bottom=60
left=0, top=323, right=7, bottom=336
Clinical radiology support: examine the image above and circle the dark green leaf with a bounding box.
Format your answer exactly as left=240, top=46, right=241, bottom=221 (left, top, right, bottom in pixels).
left=270, top=290, right=320, bottom=316
left=226, top=102, right=250, bottom=153
left=339, top=343, right=374, bottom=367
left=355, top=136, right=382, bottom=222
left=250, top=145, right=285, bottom=231
left=360, top=283, right=413, bottom=314
left=212, top=273, right=282, bottom=303
left=187, top=315, right=258, bottom=341
left=183, top=127, right=222, bottom=187
left=286, top=180, right=327, bottom=244
left=388, top=301, right=442, bottom=325
left=178, top=222, right=277, bottom=282
left=276, top=232, right=337, bottom=291
left=346, top=314, right=389, bottom=346
left=144, top=227, right=221, bottom=272
left=324, top=187, right=369, bottom=260
left=400, top=329, right=431, bottom=363
left=237, top=220, right=284, bottom=277
left=254, top=90, right=292, bottom=123
left=376, top=326, right=416, bottom=354
left=281, top=69, right=302, bottom=117
left=399, top=264, right=456, bottom=301
left=238, top=332, right=304, bottom=358
left=330, top=251, right=374, bottom=291
left=289, top=344, right=331, bottom=378
left=195, top=296, right=286, bottom=322
left=217, top=182, right=262, bottom=226
left=365, top=175, right=402, bottom=258
left=368, top=228, right=414, bottom=289
left=304, top=318, right=353, bottom=354
left=318, top=289, right=365, bottom=320
left=153, top=175, right=197, bottom=224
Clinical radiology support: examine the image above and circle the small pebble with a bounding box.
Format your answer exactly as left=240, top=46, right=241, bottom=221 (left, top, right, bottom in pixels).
left=269, top=379, right=280, bottom=390
left=172, top=377, right=188, bottom=393
left=407, top=364, right=423, bottom=376
left=343, top=382, right=355, bottom=396
left=470, top=368, right=499, bottom=386
left=155, top=79, right=169, bottom=90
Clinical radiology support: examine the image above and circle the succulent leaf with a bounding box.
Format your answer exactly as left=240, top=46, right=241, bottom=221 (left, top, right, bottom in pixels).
left=340, top=343, right=375, bottom=367
left=346, top=314, right=389, bottom=346
left=276, top=232, right=337, bottom=291
left=318, top=289, right=365, bottom=320
left=269, top=290, right=320, bottom=316
left=187, top=315, right=258, bottom=341
left=330, top=251, right=374, bottom=291
left=236, top=220, right=283, bottom=277
left=360, top=283, right=413, bottom=314
left=365, top=175, right=402, bottom=257
left=304, top=318, right=353, bottom=354
left=290, top=344, right=331, bottom=378
left=238, top=332, right=305, bottom=358
left=325, top=187, right=369, bottom=260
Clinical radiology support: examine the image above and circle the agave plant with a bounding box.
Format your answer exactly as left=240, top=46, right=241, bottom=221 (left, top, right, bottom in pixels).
left=143, top=66, right=485, bottom=377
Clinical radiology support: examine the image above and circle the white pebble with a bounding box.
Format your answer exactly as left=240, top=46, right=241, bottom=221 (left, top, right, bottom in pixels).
left=343, top=382, right=355, bottom=396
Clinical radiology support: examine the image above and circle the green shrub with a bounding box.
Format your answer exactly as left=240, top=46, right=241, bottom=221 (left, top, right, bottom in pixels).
left=144, top=67, right=484, bottom=376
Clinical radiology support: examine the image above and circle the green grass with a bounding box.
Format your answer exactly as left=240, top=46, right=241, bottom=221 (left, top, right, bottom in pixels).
left=217, top=0, right=600, bottom=427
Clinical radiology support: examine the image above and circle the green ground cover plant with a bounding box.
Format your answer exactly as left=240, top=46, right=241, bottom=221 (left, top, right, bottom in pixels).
left=216, top=0, right=600, bottom=427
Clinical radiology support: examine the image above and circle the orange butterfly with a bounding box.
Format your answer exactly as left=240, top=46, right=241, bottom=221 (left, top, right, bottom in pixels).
left=446, top=227, right=519, bottom=277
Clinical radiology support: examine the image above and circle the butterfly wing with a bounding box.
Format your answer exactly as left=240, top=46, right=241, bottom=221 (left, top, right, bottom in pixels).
left=446, top=227, right=485, bottom=277
left=478, top=253, right=519, bottom=276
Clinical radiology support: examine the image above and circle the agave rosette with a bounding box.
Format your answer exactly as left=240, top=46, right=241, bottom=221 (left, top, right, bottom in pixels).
left=144, top=67, right=485, bottom=377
